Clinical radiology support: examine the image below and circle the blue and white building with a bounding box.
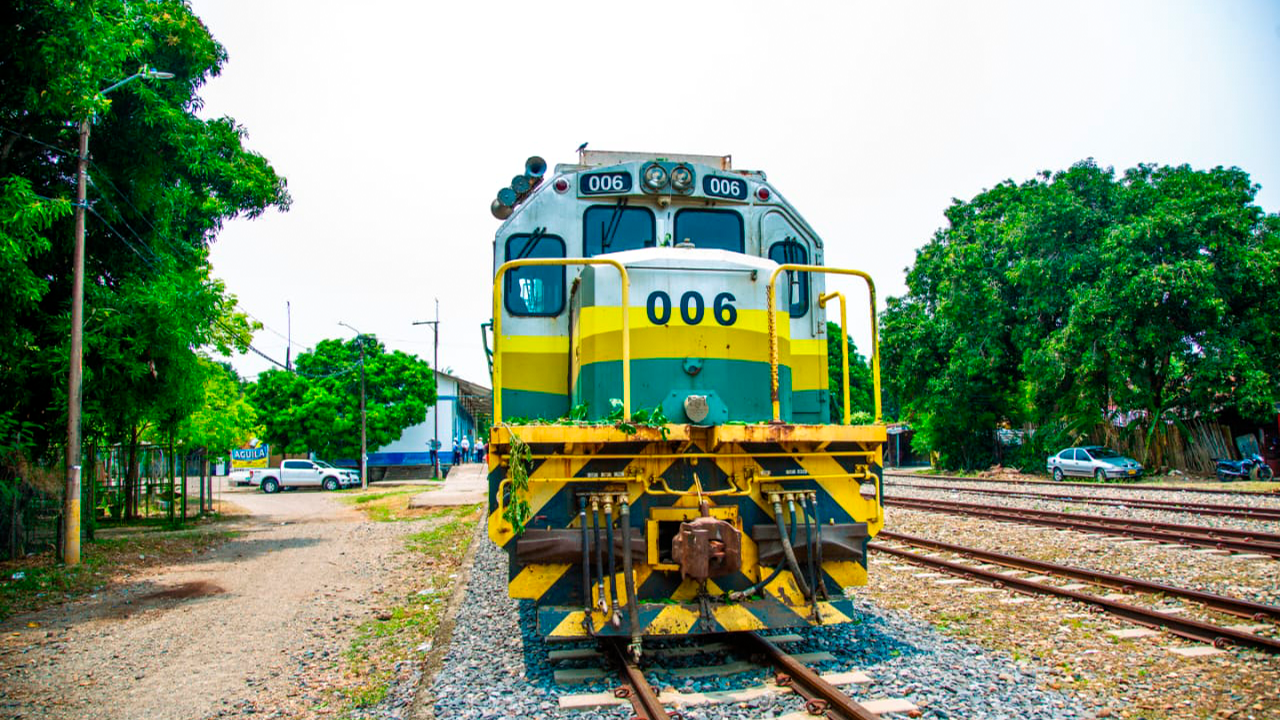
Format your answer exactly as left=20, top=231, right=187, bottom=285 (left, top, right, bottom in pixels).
left=370, top=370, right=492, bottom=470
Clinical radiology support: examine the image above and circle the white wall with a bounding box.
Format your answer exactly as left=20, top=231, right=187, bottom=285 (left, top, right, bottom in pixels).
left=375, top=371, right=481, bottom=459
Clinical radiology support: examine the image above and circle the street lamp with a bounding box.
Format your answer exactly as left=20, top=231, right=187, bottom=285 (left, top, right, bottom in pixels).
left=338, top=322, right=368, bottom=490
left=412, top=298, right=440, bottom=478
left=65, top=65, right=173, bottom=565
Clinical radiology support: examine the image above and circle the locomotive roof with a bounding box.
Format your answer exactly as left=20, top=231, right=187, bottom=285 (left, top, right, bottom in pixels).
left=556, top=149, right=765, bottom=178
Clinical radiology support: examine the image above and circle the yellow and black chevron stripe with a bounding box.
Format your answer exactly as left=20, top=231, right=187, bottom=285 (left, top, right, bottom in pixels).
left=488, top=423, right=885, bottom=638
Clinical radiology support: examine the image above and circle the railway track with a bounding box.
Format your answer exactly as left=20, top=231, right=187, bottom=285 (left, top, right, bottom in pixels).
left=877, top=530, right=1280, bottom=622
left=884, top=480, right=1280, bottom=521
left=885, top=495, right=1280, bottom=557
left=568, top=634, right=902, bottom=719
left=884, top=471, right=1279, bottom=497
left=869, top=534, right=1280, bottom=654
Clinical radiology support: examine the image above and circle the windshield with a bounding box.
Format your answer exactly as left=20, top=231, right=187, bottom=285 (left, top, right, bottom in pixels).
left=314, top=460, right=334, bottom=468
left=584, top=204, right=655, bottom=256
left=1087, top=448, right=1121, bottom=459
left=673, top=209, right=743, bottom=252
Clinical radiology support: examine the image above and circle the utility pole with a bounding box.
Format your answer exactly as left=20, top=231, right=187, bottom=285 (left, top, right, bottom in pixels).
left=286, top=301, right=292, bottom=371
left=358, top=341, right=367, bottom=490
left=63, top=65, right=174, bottom=566
left=64, top=117, right=89, bottom=565
left=338, top=322, right=368, bottom=490
left=413, top=298, right=441, bottom=478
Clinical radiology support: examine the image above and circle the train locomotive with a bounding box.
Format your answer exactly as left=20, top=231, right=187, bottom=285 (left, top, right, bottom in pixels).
left=484, top=150, right=886, bottom=653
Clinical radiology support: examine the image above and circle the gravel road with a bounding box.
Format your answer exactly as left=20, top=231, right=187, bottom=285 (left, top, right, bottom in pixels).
left=0, top=486, right=411, bottom=720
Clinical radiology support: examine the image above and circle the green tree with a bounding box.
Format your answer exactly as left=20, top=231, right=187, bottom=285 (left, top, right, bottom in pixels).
left=882, top=161, right=1280, bottom=470
left=182, top=359, right=259, bottom=456
left=248, top=336, right=437, bottom=461
left=0, top=0, right=288, bottom=496
left=826, top=321, right=874, bottom=423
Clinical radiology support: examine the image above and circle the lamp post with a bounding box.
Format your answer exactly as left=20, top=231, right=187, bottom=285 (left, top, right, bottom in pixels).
left=412, top=298, right=440, bottom=478
left=64, top=65, right=174, bottom=566
left=338, top=322, right=368, bottom=490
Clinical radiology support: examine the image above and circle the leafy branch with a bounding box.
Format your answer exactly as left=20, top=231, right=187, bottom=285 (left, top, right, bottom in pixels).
left=502, top=431, right=532, bottom=535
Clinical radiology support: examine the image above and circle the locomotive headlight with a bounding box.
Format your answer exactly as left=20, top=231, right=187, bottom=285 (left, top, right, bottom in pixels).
left=670, top=165, right=694, bottom=192
left=643, top=163, right=669, bottom=190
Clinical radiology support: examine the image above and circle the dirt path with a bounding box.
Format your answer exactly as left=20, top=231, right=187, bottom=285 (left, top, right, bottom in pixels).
left=0, top=486, right=417, bottom=720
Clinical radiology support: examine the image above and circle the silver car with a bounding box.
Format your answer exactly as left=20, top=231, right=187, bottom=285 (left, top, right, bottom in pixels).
left=1046, top=446, right=1143, bottom=481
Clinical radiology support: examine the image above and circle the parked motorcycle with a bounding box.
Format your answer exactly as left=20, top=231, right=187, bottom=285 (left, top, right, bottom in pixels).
left=1214, top=453, right=1275, bottom=481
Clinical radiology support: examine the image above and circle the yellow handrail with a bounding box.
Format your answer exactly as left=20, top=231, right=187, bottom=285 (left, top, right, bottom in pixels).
left=768, top=265, right=880, bottom=424
left=818, top=291, right=851, bottom=426
left=492, top=258, right=630, bottom=424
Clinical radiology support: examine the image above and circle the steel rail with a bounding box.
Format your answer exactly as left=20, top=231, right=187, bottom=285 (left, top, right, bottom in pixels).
left=884, top=471, right=1279, bottom=498
left=888, top=494, right=1280, bottom=543
left=878, top=530, right=1280, bottom=622
left=886, top=496, right=1280, bottom=555
left=885, top=481, right=1280, bottom=521
left=606, top=639, right=677, bottom=720
left=885, top=479, right=1280, bottom=517
left=737, top=632, right=881, bottom=720
left=869, top=541, right=1280, bottom=654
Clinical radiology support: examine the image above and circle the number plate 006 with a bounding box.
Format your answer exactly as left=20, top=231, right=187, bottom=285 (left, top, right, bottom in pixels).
left=579, top=172, right=632, bottom=195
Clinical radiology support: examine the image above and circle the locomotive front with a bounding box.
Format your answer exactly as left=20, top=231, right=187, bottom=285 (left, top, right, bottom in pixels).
left=484, top=151, right=885, bottom=651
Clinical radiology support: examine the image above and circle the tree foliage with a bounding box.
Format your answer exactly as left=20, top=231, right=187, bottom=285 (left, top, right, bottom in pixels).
left=247, top=337, right=437, bottom=461
left=826, top=321, right=874, bottom=423
left=0, top=0, right=289, bottom=470
left=180, top=359, right=258, bottom=455
left=882, top=161, right=1280, bottom=470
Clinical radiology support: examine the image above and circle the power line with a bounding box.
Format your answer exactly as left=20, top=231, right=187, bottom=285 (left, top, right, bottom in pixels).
left=225, top=321, right=360, bottom=380
left=85, top=191, right=167, bottom=265
left=84, top=205, right=162, bottom=266
left=6, top=123, right=353, bottom=380
left=4, top=122, right=194, bottom=263
left=242, top=310, right=303, bottom=348
left=87, top=162, right=196, bottom=261
left=0, top=123, right=73, bottom=158
left=84, top=200, right=344, bottom=380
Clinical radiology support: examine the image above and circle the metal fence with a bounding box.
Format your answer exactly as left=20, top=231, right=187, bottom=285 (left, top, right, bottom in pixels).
left=2, top=482, right=61, bottom=559
left=1, top=444, right=218, bottom=561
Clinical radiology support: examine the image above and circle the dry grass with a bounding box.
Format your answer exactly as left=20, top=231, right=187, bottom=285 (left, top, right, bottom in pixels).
left=0, top=521, right=236, bottom=621
left=337, top=485, right=444, bottom=522
left=334, top=504, right=482, bottom=716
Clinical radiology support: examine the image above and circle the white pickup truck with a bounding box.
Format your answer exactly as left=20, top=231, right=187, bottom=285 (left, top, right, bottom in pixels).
left=250, top=459, right=361, bottom=493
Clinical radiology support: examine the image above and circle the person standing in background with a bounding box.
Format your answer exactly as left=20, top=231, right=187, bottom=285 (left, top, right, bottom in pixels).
left=461, top=436, right=471, bottom=464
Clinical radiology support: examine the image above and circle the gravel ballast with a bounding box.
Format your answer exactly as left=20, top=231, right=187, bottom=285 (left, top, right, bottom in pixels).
left=425, top=528, right=1089, bottom=719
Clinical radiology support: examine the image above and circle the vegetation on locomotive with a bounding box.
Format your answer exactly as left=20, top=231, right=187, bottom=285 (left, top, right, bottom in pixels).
left=482, top=150, right=886, bottom=654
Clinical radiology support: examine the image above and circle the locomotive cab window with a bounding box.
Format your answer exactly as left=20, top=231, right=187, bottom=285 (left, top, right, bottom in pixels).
left=673, top=209, right=744, bottom=252
left=769, top=240, right=809, bottom=317
left=504, top=233, right=566, bottom=317
left=584, top=205, right=656, bottom=256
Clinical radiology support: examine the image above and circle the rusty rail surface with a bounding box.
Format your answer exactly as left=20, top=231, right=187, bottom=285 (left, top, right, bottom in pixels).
left=869, top=541, right=1280, bottom=654
left=736, top=632, right=882, bottom=720
left=607, top=639, right=678, bottom=720
left=885, top=496, right=1280, bottom=556
left=884, top=471, right=1280, bottom=498
left=884, top=481, right=1280, bottom=521
left=879, top=530, right=1280, bottom=622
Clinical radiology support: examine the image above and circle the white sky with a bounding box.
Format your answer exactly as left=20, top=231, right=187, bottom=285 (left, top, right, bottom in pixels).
left=190, top=0, right=1280, bottom=387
